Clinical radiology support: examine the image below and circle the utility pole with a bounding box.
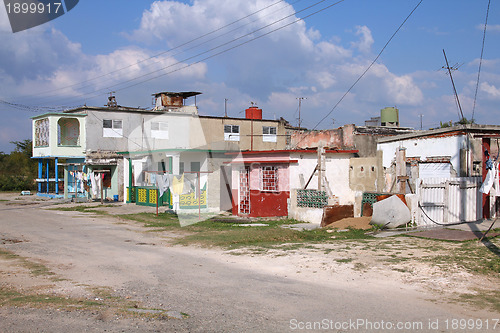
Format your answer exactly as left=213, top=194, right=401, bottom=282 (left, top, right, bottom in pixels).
left=297, top=97, right=306, bottom=129
left=224, top=98, right=228, bottom=117
left=419, top=114, right=423, bottom=130
left=442, top=49, right=465, bottom=122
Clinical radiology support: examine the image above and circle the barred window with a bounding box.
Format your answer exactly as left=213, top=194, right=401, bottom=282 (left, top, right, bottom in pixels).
left=261, top=166, right=278, bottom=191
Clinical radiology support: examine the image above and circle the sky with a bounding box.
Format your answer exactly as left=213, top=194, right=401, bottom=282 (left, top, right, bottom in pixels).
left=0, top=0, right=499, bottom=153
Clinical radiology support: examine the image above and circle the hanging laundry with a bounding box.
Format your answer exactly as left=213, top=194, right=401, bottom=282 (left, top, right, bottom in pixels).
left=156, top=173, right=170, bottom=197
left=90, top=172, right=97, bottom=197
left=183, top=174, right=197, bottom=195
left=480, top=163, right=497, bottom=195
left=93, top=172, right=102, bottom=197
left=172, top=174, right=184, bottom=195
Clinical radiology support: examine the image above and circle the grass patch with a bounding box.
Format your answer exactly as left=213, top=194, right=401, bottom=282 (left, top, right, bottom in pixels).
left=50, top=205, right=113, bottom=215
left=118, top=213, right=373, bottom=250
left=335, top=258, right=353, bottom=263
left=456, top=289, right=500, bottom=313
left=420, top=238, right=500, bottom=275
left=0, top=249, right=54, bottom=277
left=0, top=287, right=102, bottom=308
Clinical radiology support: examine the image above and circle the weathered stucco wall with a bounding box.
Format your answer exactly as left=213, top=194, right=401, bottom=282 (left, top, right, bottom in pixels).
left=198, top=116, right=287, bottom=151
left=378, top=136, right=463, bottom=172
left=349, top=151, right=384, bottom=193
left=289, top=152, right=356, bottom=205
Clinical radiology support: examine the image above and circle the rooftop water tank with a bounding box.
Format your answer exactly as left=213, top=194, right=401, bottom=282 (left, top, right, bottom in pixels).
left=380, top=107, right=399, bottom=127
left=245, top=106, right=262, bottom=120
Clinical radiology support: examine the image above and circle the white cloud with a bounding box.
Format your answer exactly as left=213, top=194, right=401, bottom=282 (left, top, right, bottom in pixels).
left=476, top=24, right=500, bottom=33
left=481, top=82, right=500, bottom=99
left=351, top=25, right=374, bottom=54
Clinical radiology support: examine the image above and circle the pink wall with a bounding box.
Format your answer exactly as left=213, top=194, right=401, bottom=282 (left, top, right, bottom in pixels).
left=232, top=163, right=290, bottom=217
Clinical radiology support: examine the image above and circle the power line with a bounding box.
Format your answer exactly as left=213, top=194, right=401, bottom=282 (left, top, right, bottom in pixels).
left=21, top=0, right=296, bottom=103
left=472, top=0, right=491, bottom=120
left=305, top=0, right=424, bottom=136
left=41, top=0, right=346, bottom=107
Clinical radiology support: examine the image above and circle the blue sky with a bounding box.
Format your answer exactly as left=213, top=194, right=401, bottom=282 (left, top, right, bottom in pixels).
left=1, top=0, right=499, bottom=152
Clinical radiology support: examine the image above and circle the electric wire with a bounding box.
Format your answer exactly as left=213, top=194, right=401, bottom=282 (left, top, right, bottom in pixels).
left=23, top=0, right=300, bottom=102
left=418, top=202, right=483, bottom=226
left=42, top=0, right=346, bottom=107
left=471, top=0, right=491, bottom=121
left=296, top=0, right=424, bottom=146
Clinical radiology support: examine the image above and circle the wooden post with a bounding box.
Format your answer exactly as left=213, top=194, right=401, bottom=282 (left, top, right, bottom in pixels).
left=317, top=145, right=323, bottom=192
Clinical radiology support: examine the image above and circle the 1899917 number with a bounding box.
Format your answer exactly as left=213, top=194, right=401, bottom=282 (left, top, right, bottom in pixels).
left=5, top=2, right=62, bottom=14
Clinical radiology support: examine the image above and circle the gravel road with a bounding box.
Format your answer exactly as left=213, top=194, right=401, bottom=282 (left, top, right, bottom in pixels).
left=0, top=196, right=497, bottom=332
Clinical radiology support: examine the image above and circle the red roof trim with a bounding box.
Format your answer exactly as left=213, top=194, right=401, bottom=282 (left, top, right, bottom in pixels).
left=225, top=159, right=298, bottom=164
left=225, top=149, right=358, bottom=155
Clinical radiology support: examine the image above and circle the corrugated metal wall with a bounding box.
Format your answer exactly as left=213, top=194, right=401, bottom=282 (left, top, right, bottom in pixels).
left=416, top=177, right=482, bottom=226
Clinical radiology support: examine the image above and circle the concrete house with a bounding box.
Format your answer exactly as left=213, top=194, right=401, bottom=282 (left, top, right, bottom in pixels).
left=32, top=91, right=294, bottom=215
left=227, top=148, right=358, bottom=219
left=377, top=124, right=500, bottom=225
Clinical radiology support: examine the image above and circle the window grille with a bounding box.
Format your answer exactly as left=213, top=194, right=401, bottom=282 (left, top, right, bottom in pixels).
left=261, top=166, right=278, bottom=192
left=239, top=166, right=250, bottom=214
left=297, top=189, right=328, bottom=208
left=35, top=118, right=49, bottom=147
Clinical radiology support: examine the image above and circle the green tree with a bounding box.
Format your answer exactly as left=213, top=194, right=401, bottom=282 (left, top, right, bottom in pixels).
left=0, top=139, right=37, bottom=191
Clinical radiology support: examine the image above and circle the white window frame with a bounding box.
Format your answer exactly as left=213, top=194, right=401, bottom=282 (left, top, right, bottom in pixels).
left=103, top=119, right=123, bottom=138
left=263, top=126, right=277, bottom=142
left=151, top=121, right=168, bottom=139
left=224, top=125, right=240, bottom=141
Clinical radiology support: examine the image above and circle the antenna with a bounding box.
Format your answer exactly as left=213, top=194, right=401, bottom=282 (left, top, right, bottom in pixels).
left=107, top=91, right=117, bottom=108
left=297, top=97, right=306, bottom=129
left=442, top=49, right=465, bottom=122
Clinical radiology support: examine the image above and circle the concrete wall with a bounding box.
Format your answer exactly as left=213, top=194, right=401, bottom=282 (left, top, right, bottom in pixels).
left=198, top=116, right=287, bottom=151
left=349, top=151, right=384, bottom=193
left=231, top=157, right=290, bottom=217
left=289, top=152, right=356, bottom=205
left=291, top=125, right=355, bottom=150
left=288, top=189, right=323, bottom=224
left=85, top=110, right=193, bottom=153
left=378, top=135, right=463, bottom=172
left=32, top=114, right=86, bottom=158
left=290, top=125, right=415, bottom=157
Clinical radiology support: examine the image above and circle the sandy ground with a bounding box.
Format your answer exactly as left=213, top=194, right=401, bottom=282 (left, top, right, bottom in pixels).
left=0, top=192, right=499, bottom=332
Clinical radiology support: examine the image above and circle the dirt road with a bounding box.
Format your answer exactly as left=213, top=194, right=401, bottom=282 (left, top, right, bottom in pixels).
left=0, top=196, right=498, bottom=332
